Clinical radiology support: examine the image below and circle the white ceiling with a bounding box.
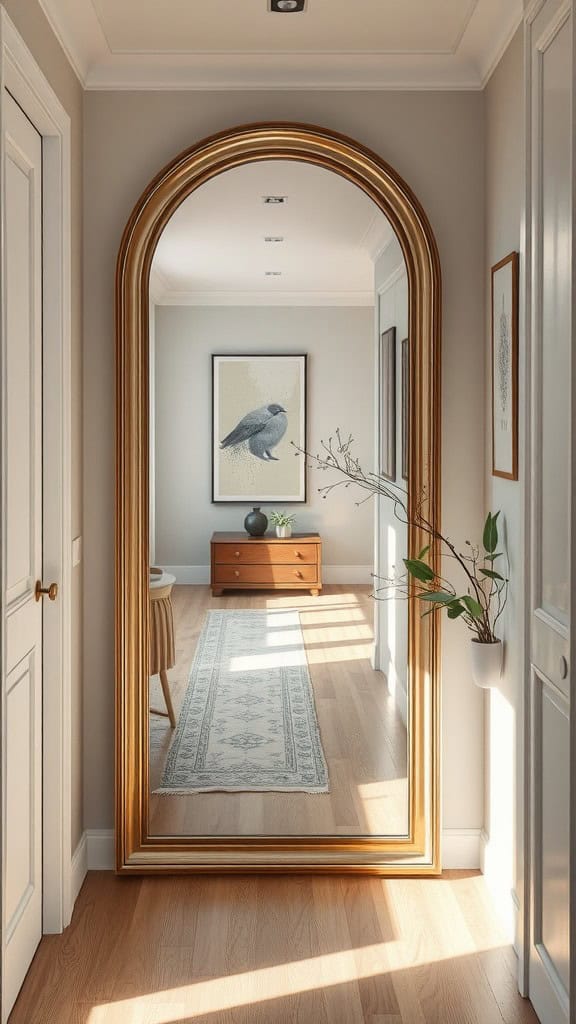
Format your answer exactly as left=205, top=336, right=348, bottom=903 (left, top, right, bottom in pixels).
left=38, top=0, right=523, bottom=89
left=150, top=160, right=391, bottom=305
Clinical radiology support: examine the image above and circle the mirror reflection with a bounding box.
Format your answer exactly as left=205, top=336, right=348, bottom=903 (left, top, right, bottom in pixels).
left=147, top=160, right=409, bottom=837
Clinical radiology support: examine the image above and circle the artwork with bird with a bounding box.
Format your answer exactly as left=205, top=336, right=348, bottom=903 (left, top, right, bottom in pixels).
left=220, top=403, right=288, bottom=462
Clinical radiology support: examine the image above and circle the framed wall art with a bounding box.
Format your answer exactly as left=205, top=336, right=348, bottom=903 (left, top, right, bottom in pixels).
left=401, top=337, right=409, bottom=482
left=212, top=353, right=307, bottom=502
left=491, top=252, right=519, bottom=480
left=380, top=327, right=396, bottom=481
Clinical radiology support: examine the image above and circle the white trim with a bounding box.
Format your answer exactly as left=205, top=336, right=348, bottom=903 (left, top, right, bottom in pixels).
left=154, top=289, right=375, bottom=308
left=376, top=263, right=406, bottom=297
left=36, top=0, right=524, bottom=91
left=70, top=833, right=88, bottom=908
left=441, top=828, right=482, bottom=869
left=517, top=6, right=534, bottom=999
left=0, top=7, right=73, bottom=934
left=80, top=827, right=478, bottom=873
left=479, top=7, right=524, bottom=86
left=85, top=829, right=115, bottom=871
left=480, top=829, right=516, bottom=941
left=36, top=0, right=99, bottom=86
left=391, top=680, right=408, bottom=728
left=162, top=564, right=373, bottom=585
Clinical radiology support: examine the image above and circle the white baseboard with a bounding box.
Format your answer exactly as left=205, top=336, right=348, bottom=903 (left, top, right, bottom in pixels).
left=324, top=565, right=373, bottom=584
left=75, top=827, right=480, bottom=875
left=69, top=829, right=115, bottom=911
left=479, top=828, right=516, bottom=941
left=164, top=565, right=209, bottom=584
left=86, top=828, right=115, bottom=870
left=394, top=681, right=408, bottom=727
left=70, top=832, right=88, bottom=906
left=441, top=828, right=482, bottom=869
left=163, top=565, right=374, bottom=585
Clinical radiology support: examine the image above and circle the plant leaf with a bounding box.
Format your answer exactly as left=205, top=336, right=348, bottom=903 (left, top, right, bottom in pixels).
left=419, top=591, right=454, bottom=603
left=483, top=511, right=499, bottom=553
left=447, top=601, right=466, bottom=619
left=462, top=594, right=484, bottom=619
left=403, top=558, right=435, bottom=583
left=480, top=568, right=505, bottom=581
left=418, top=544, right=430, bottom=560
left=484, top=552, right=503, bottom=562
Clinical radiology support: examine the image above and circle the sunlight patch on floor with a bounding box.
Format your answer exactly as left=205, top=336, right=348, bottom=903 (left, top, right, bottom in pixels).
left=229, top=650, right=307, bottom=672
left=357, top=778, right=409, bottom=834
left=86, top=935, right=505, bottom=1023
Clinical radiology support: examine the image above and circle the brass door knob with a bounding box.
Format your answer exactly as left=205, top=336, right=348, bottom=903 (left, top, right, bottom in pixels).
left=35, top=580, right=58, bottom=602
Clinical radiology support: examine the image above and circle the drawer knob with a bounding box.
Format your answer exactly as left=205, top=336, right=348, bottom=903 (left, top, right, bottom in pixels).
left=295, top=550, right=302, bottom=558
left=295, top=570, right=303, bottom=578
left=234, top=570, right=240, bottom=577
left=235, top=551, right=240, bottom=558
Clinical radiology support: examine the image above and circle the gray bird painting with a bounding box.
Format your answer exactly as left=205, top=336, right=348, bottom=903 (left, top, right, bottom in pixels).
left=220, top=403, right=288, bottom=461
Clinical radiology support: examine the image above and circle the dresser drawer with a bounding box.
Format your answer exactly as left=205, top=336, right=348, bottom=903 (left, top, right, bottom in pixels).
left=213, top=542, right=318, bottom=565
left=213, top=563, right=318, bottom=586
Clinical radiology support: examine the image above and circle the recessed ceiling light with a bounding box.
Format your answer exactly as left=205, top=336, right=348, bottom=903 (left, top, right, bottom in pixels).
left=264, top=236, right=285, bottom=243
left=269, top=0, right=307, bottom=11
left=265, top=271, right=282, bottom=276
left=262, top=195, right=287, bottom=204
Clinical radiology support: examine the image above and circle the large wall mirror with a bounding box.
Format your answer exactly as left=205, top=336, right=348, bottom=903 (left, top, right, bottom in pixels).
left=116, top=123, right=441, bottom=873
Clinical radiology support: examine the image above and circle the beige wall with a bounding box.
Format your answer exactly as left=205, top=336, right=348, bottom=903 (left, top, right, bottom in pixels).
left=153, top=304, right=374, bottom=570
left=484, top=27, right=525, bottom=925
left=83, top=88, right=486, bottom=832
left=4, top=0, right=84, bottom=852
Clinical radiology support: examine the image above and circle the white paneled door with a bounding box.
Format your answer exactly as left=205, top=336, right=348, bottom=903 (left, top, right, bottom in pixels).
left=1, top=92, right=43, bottom=1021
left=527, top=1, right=572, bottom=1021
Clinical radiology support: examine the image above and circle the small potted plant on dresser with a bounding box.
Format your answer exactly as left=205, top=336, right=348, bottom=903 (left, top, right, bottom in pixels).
left=270, top=510, right=296, bottom=539
left=296, top=430, right=509, bottom=690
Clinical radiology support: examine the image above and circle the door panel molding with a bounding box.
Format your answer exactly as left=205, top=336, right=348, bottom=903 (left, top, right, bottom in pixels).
left=0, top=7, right=73, bottom=941
left=524, top=0, right=573, bottom=1019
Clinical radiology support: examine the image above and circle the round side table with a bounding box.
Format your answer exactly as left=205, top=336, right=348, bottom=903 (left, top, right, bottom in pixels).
left=149, top=571, right=177, bottom=728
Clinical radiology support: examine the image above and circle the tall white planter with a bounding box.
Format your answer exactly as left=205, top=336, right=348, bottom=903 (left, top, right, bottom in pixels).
left=469, top=638, right=503, bottom=689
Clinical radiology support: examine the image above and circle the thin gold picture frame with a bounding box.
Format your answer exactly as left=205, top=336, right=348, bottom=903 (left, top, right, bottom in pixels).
left=115, top=122, right=442, bottom=874
left=491, top=251, right=519, bottom=481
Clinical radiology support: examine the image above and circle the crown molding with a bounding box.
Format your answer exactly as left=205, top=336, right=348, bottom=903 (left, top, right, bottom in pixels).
left=36, top=0, right=525, bottom=91
left=479, top=6, right=524, bottom=86
left=152, top=289, right=375, bottom=307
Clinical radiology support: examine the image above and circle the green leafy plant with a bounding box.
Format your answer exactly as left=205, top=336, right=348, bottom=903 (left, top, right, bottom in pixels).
left=269, top=510, right=297, bottom=528
left=294, top=430, right=508, bottom=644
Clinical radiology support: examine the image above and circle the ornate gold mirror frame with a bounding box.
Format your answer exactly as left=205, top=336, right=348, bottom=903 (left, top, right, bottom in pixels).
left=116, top=122, right=441, bottom=874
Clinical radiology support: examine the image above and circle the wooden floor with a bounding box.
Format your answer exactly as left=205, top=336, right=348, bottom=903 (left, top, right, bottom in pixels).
left=149, top=586, right=408, bottom=837
left=9, top=871, right=539, bottom=1024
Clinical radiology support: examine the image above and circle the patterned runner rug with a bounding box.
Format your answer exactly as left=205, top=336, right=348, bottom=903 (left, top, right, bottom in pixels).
left=155, top=608, right=329, bottom=794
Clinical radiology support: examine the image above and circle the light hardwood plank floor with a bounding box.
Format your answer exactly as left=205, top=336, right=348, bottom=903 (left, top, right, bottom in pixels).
left=149, top=585, right=408, bottom=837
left=8, top=871, right=539, bottom=1024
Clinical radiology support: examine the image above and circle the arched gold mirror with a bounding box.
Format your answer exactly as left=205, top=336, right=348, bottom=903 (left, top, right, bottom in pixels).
left=116, top=122, right=441, bottom=874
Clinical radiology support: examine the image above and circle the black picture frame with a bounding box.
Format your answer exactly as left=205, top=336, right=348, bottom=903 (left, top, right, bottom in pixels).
left=211, top=353, right=307, bottom=503
left=401, top=337, right=409, bottom=482
left=380, top=327, right=396, bottom=482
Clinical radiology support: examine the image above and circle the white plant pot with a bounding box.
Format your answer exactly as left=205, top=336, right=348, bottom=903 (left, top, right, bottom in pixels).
left=276, top=525, right=292, bottom=538
left=470, top=638, right=503, bottom=689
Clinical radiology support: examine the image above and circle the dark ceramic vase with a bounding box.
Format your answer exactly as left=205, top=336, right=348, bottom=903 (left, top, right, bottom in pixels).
left=244, top=507, right=268, bottom=537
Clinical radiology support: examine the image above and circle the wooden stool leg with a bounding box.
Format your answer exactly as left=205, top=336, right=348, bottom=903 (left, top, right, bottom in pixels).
left=159, top=669, right=177, bottom=728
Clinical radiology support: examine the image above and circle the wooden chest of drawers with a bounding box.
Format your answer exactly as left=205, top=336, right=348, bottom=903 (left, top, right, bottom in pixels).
left=211, top=532, right=322, bottom=597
